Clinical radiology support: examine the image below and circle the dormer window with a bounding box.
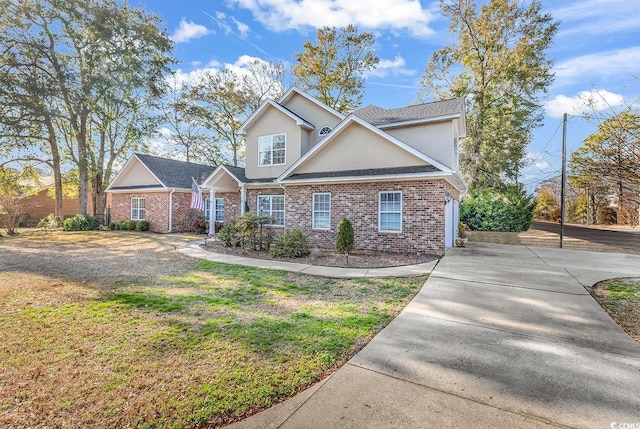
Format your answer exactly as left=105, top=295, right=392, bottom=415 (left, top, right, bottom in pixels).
left=258, top=133, right=286, bottom=166
left=318, top=126, right=332, bottom=136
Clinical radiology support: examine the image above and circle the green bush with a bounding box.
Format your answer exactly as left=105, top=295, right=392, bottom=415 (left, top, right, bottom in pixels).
left=63, top=214, right=100, bottom=231
left=218, top=224, right=241, bottom=247
left=460, top=188, right=535, bottom=232
left=271, top=229, right=310, bottom=258
left=457, top=221, right=467, bottom=239
left=109, top=222, right=117, bottom=230
left=37, top=214, right=63, bottom=230
left=136, top=220, right=150, bottom=231
left=335, top=218, right=354, bottom=252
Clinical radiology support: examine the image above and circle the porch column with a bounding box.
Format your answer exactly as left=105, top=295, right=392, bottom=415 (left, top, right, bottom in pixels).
left=240, top=185, right=246, bottom=215
left=209, top=187, right=216, bottom=235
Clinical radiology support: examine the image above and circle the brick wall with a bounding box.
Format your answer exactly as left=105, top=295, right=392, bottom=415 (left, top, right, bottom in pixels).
left=282, top=180, right=455, bottom=256
left=217, top=192, right=241, bottom=224
left=111, top=192, right=170, bottom=232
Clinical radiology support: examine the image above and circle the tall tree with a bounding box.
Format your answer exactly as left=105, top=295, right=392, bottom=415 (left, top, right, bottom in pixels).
left=569, top=112, right=640, bottom=224
left=292, top=25, right=379, bottom=114
left=1, top=0, right=173, bottom=215
left=189, top=60, right=286, bottom=166
left=419, top=0, right=558, bottom=190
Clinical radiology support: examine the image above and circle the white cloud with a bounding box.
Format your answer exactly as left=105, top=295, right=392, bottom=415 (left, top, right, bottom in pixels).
left=229, top=0, right=436, bottom=37
left=554, top=47, right=640, bottom=81
left=166, top=55, right=284, bottom=100
left=553, top=0, right=640, bottom=37
left=544, top=89, right=625, bottom=118
left=365, top=55, right=415, bottom=78
left=171, top=19, right=213, bottom=43
left=232, top=17, right=251, bottom=38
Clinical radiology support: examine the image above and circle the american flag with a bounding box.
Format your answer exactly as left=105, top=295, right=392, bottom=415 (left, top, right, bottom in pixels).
left=190, top=177, right=205, bottom=211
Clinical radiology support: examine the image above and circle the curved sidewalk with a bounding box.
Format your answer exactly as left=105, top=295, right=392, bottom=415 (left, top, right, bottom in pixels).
left=177, top=241, right=439, bottom=278
left=228, top=243, right=640, bottom=429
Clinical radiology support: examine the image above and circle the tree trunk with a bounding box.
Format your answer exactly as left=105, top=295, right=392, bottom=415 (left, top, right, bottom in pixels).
left=46, top=119, right=64, bottom=218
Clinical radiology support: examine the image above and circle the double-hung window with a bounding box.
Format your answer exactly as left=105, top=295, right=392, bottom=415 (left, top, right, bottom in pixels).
left=204, top=198, right=224, bottom=222
left=214, top=198, right=224, bottom=222
left=379, top=191, right=402, bottom=232
left=312, top=193, right=331, bottom=230
left=131, top=197, right=145, bottom=220
left=258, top=133, right=286, bottom=166
left=258, top=195, right=285, bottom=226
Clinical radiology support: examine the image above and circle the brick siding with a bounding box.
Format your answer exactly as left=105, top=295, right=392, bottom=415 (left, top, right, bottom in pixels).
left=110, top=191, right=196, bottom=233
left=245, top=179, right=457, bottom=256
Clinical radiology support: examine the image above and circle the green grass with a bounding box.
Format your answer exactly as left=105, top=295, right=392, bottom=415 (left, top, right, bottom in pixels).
left=604, top=279, right=640, bottom=300
left=0, top=259, right=425, bottom=428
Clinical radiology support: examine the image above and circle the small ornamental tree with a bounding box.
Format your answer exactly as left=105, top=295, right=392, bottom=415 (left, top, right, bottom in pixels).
left=336, top=218, right=355, bottom=252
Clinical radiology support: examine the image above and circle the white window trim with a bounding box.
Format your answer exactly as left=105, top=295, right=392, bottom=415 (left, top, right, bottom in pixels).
left=214, top=198, right=224, bottom=223
left=378, top=191, right=402, bottom=233
left=312, top=193, right=331, bottom=230
left=257, top=195, right=285, bottom=227
left=204, top=198, right=211, bottom=221
left=258, top=133, right=286, bottom=166
left=131, top=197, right=145, bottom=221
left=318, top=125, right=332, bottom=136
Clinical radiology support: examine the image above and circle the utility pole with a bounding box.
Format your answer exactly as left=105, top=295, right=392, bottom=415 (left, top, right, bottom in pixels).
left=560, top=113, right=567, bottom=249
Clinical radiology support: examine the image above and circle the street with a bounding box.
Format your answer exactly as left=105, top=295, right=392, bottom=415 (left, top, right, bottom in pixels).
left=532, top=221, right=640, bottom=253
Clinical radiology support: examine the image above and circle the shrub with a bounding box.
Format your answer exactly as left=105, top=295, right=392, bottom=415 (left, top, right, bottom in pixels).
left=37, top=214, right=63, bottom=230
left=218, top=224, right=241, bottom=247
left=191, top=217, right=208, bottom=234
left=136, top=220, right=150, bottom=231
left=598, top=206, right=617, bottom=225
left=457, top=221, right=467, bottom=238
left=109, top=222, right=116, bottom=230
left=126, top=220, right=138, bottom=230
left=63, top=214, right=100, bottom=231
left=335, top=218, right=354, bottom=252
left=271, top=229, right=310, bottom=258
left=460, top=188, right=535, bottom=232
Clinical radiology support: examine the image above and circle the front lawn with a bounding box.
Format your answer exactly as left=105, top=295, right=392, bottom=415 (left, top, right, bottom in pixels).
left=0, top=231, right=425, bottom=428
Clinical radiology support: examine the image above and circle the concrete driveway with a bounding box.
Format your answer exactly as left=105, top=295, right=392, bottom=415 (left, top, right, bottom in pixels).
left=231, top=243, right=640, bottom=429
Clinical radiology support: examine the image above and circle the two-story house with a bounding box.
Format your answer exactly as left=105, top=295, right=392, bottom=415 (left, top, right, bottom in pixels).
left=107, top=87, right=466, bottom=255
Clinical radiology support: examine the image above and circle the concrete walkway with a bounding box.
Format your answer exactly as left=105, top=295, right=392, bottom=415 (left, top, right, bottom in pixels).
left=177, top=241, right=439, bottom=278
left=228, top=242, right=640, bottom=429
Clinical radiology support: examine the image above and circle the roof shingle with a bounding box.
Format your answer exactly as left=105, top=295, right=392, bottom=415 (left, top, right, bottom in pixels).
left=354, top=97, right=464, bottom=127
left=134, top=153, right=215, bottom=188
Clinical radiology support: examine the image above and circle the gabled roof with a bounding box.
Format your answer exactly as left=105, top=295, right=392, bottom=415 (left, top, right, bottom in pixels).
left=354, top=97, right=465, bottom=129
left=277, top=114, right=452, bottom=181
left=237, top=98, right=314, bottom=135
left=278, top=87, right=345, bottom=121
left=202, top=164, right=275, bottom=188
left=135, top=153, right=214, bottom=188
left=107, top=153, right=215, bottom=191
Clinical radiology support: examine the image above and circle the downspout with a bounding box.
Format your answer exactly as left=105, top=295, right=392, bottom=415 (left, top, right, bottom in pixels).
left=279, top=183, right=286, bottom=229
left=168, top=189, right=175, bottom=233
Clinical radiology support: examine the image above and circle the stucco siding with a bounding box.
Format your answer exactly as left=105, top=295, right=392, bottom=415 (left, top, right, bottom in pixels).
left=282, top=93, right=342, bottom=152
left=295, top=123, right=428, bottom=174
left=385, top=121, right=454, bottom=169
left=244, top=107, right=304, bottom=180
left=113, top=158, right=162, bottom=187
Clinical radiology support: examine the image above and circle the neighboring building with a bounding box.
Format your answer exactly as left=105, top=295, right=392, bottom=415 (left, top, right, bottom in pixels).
left=108, top=87, right=467, bottom=255
left=106, top=154, right=215, bottom=233
left=12, top=176, right=85, bottom=225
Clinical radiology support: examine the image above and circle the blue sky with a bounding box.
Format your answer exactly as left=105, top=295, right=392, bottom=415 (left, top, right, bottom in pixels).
left=136, top=0, right=640, bottom=193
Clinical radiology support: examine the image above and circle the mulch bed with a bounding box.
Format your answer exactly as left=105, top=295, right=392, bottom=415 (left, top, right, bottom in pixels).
left=201, top=239, right=439, bottom=268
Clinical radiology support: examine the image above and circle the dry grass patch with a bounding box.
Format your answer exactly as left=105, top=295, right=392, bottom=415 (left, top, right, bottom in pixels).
left=0, top=231, right=425, bottom=428
left=591, top=278, right=640, bottom=343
